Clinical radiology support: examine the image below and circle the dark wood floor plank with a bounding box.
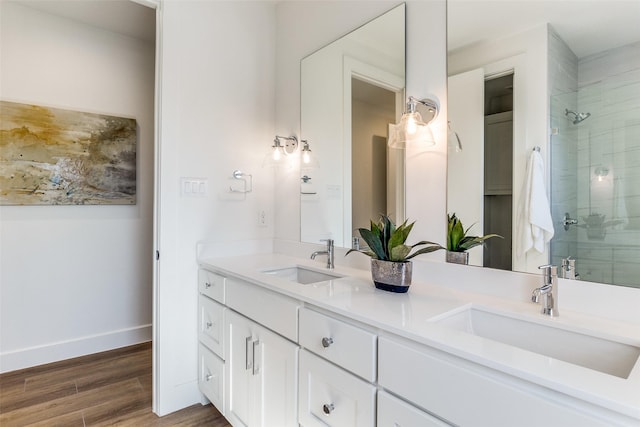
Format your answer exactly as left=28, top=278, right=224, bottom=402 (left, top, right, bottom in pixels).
left=75, top=350, right=151, bottom=392
left=26, top=410, right=86, bottom=427
left=82, top=379, right=150, bottom=426
left=0, top=342, right=229, bottom=426
left=0, top=380, right=77, bottom=413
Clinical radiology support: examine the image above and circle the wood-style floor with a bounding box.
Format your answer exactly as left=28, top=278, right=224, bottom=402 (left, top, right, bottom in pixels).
left=0, top=342, right=231, bottom=426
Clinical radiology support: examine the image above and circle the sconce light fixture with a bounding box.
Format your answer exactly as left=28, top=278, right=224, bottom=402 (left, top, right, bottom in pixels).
left=448, top=121, right=463, bottom=152
left=263, top=135, right=298, bottom=168
left=594, top=166, right=609, bottom=182
left=300, top=140, right=319, bottom=168
left=388, top=96, right=440, bottom=149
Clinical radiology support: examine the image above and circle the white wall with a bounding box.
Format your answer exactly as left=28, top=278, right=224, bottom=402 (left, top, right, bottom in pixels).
left=0, top=2, right=155, bottom=372
left=155, top=0, right=277, bottom=415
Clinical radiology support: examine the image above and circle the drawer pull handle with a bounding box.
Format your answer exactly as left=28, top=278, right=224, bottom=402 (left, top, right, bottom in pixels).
left=206, top=321, right=213, bottom=329
left=322, top=403, right=335, bottom=415
left=205, top=373, right=213, bottom=381
left=205, top=282, right=212, bottom=288
left=321, top=337, right=334, bottom=348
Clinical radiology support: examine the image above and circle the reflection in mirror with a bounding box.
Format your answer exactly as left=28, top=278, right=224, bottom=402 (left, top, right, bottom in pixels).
left=447, top=0, right=640, bottom=287
left=300, top=4, right=405, bottom=248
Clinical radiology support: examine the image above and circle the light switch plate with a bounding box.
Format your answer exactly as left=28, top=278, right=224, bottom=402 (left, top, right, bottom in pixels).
left=180, top=177, right=208, bottom=197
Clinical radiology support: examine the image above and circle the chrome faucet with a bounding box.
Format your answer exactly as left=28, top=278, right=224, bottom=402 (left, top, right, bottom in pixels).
left=311, top=239, right=334, bottom=269
left=560, top=256, right=579, bottom=280
left=531, top=264, right=559, bottom=317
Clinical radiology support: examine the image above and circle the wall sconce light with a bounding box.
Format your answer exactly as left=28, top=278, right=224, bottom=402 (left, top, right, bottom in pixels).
left=388, top=96, right=439, bottom=149
left=594, top=166, right=609, bottom=182
left=300, top=140, right=319, bottom=168
left=263, top=135, right=298, bottom=168
left=448, top=121, right=463, bottom=152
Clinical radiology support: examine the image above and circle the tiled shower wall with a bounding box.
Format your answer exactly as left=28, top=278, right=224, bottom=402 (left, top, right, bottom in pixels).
left=551, top=39, right=640, bottom=287
left=549, top=27, right=578, bottom=272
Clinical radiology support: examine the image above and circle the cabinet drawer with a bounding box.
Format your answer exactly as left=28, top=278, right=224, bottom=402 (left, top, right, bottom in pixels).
left=198, top=295, right=225, bottom=358
left=299, top=308, right=376, bottom=382
left=379, top=337, right=610, bottom=427
left=226, top=276, right=299, bottom=342
left=198, top=269, right=226, bottom=303
left=299, top=349, right=375, bottom=427
left=378, top=390, right=450, bottom=427
left=199, top=343, right=224, bottom=414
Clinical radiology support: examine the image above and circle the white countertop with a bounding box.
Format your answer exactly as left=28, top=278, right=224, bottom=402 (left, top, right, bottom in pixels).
left=200, top=252, right=640, bottom=421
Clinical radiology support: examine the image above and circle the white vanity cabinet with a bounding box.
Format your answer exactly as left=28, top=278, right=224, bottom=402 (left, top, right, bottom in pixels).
left=377, top=390, right=450, bottom=427
left=225, top=309, right=298, bottom=427
left=198, top=267, right=301, bottom=427
left=197, top=269, right=227, bottom=412
left=378, top=336, right=614, bottom=427
left=298, top=308, right=377, bottom=427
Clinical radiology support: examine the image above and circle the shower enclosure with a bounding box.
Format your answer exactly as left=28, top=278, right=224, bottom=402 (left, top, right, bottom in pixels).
left=550, top=70, right=640, bottom=287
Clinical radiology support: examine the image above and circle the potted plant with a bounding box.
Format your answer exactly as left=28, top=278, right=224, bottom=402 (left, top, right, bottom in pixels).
left=347, top=215, right=443, bottom=293
left=446, top=213, right=502, bottom=264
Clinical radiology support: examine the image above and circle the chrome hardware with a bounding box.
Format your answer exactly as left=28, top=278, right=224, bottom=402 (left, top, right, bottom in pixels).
left=560, top=256, right=579, bottom=280
left=562, top=212, right=578, bottom=231
left=205, top=282, right=212, bottom=288
left=252, top=340, right=261, bottom=376
left=322, top=403, right=335, bottom=415
left=205, top=373, right=213, bottom=381
left=321, top=337, right=334, bottom=348
left=206, top=321, right=213, bottom=329
left=311, top=239, right=335, bottom=269
left=245, top=336, right=253, bottom=371
left=352, top=236, right=360, bottom=250
left=531, top=287, right=540, bottom=303
left=230, top=170, right=253, bottom=194
left=534, top=264, right=559, bottom=317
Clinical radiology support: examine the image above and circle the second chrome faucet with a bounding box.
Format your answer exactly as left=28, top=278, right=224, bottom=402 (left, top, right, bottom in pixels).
left=310, top=239, right=334, bottom=269
left=532, top=264, right=559, bottom=317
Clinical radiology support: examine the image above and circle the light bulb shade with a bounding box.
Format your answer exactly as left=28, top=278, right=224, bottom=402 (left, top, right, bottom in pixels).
left=300, top=140, right=319, bottom=169
left=388, top=96, right=439, bottom=149
left=263, top=135, right=299, bottom=168
left=262, top=145, right=286, bottom=168
left=388, top=113, right=435, bottom=148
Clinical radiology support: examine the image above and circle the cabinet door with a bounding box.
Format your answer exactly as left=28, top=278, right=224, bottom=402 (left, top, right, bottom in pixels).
left=299, top=349, right=375, bottom=427
left=258, top=320, right=298, bottom=427
left=226, top=310, right=298, bottom=427
left=226, top=310, right=257, bottom=427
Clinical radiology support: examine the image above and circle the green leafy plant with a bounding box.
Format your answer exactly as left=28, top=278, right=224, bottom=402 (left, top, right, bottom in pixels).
left=347, top=215, right=443, bottom=262
left=447, top=213, right=502, bottom=252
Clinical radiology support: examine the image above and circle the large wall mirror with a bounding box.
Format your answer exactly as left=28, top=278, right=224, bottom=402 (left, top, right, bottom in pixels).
left=300, top=4, right=405, bottom=248
left=447, top=0, right=640, bottom=288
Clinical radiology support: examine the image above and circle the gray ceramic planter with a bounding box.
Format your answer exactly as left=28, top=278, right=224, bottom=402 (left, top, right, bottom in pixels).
left=446, top=251, right=469, bottom=265
left=370, top=259, right=412, bottom=293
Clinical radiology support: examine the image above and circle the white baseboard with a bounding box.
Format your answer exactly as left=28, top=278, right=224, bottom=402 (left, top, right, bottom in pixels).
left=0, top=324, right=152, bottom=373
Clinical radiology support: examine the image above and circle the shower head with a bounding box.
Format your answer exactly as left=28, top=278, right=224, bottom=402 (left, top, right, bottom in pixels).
left=565, top=108, right=591, bottom=124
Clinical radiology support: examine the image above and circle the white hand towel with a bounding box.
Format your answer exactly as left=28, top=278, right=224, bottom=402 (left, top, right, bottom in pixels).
left=517, top=150, right=555, bottom=256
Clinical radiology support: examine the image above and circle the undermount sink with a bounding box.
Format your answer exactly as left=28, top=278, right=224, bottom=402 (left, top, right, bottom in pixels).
left=433, top=306, right=640, bottom=379
left=262, top=266, right=342, bottom=285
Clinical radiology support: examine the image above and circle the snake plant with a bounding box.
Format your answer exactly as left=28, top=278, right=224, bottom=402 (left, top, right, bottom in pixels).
left=347, top=215, right=443, bottom=262
left=447, top=213, right=502, bottom=252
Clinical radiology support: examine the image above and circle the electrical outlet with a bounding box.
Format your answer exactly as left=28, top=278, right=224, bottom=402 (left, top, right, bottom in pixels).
left=258, top=210, right=267, bottom=227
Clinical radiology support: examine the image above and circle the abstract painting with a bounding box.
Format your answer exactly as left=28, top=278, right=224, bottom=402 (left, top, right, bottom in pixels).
left=0, top=101, right=137, bottom=205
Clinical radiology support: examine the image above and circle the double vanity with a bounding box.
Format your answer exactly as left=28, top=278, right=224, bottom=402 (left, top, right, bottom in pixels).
left=197, top=251, right=640, bottom=426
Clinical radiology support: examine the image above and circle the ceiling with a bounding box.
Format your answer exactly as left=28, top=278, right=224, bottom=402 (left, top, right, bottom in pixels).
left=15, top=1, right=639, bottom=62
left=448, top=0, right=640, bottom=58
left=15, top=0, right=156, bottom=43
